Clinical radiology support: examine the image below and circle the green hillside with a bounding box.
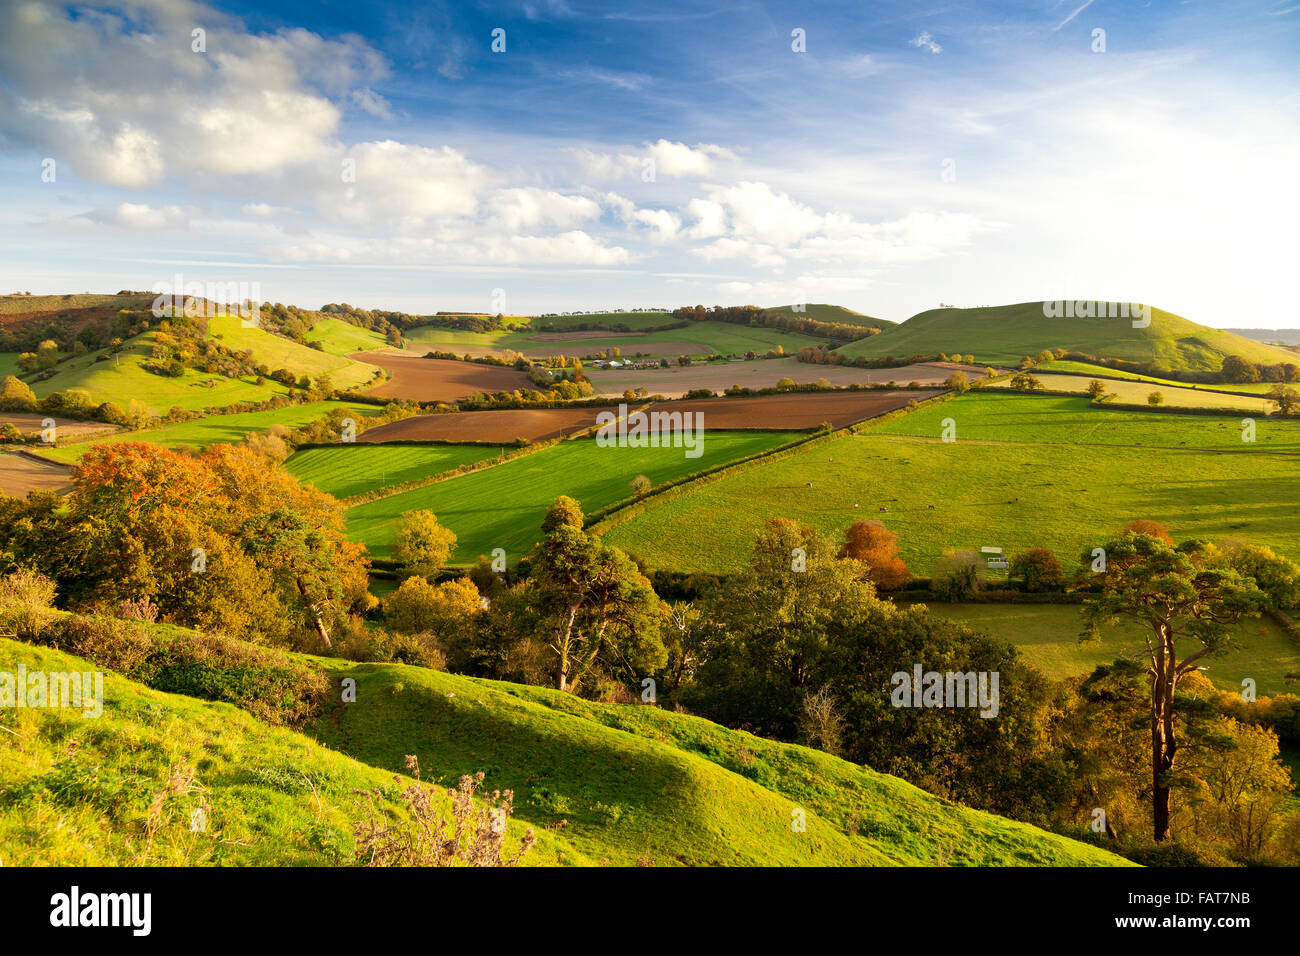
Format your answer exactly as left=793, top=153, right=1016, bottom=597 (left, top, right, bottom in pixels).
left=207, top=316, right=378, bottom=390
left=0, top=636, right=1128, bottom=866
left=29, top=334, right=290, bottom=413
left=308, top=656, right=1130, bottom=866
left=765, top=303, right=895, bottom=329
left=0, top=638, right=567, bottom=866
left=0, top=292, right=152, bottom=315
left=837, top=301, right=1299, bottom=371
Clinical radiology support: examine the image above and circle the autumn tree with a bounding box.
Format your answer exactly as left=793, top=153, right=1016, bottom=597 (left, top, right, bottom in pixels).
left=1119, top=519, right=1172, bottom=544
left=1010, top=547, right=1065, bottom=593
left=1081, top=533, right=1266, bottom=841
left=1086, top=379, right=1107, bottom=399
left=394, top=510, right=457, bottom=579
left=839, top=519, right=911, bottom=590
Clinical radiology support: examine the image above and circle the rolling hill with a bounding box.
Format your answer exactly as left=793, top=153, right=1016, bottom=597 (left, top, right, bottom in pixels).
left=765, top=303, right=896, bottom=329
left=836, top=301, right=1299, bottom=371
left=0, top=635, right=1131, bottom=866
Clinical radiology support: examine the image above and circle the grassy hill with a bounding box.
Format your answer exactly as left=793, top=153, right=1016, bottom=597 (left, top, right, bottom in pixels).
left=0, top=636, right=1129, bottom=866
left=765, top=303, right=895, bottom=329
left=29, top=334, right=290, bottom=413
left=837, top=301, right=1299, bottom=371
left=0, top=638, right=562, bottom=866
left=0, top=292, right=152, bottom=316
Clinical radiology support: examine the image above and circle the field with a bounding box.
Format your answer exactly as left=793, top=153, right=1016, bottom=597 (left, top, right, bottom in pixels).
left=345, top=431, right=797, bottom=562
left=645, top=390, right=942, bottom=429
left=360, top=406, right=604, bottom=443
left=929, top=602, right=1300, bottom=696
left=587, top=357, right=986, bottom=397
left=400, top=320, right=824, bottom=360
left=285, top=443, right=502, bottom=499
left=0, top=452, right=74, bottom=497
left=0, top=414, right=118, bottom=440
left=997, top=373, right=1278, bottom=411
left=0, top=637, right=1122, bottom=867
left=36, top=401, right=381, bottom=463
left=304, top=317, right=389, bottom=356
left=600, top=392, right=1300, bottom=573
left=837, top=301, right=1300, bottom=371
left=1037, top=360, right=1282, bottom=394
left=353, top=351, right=533, bottom=401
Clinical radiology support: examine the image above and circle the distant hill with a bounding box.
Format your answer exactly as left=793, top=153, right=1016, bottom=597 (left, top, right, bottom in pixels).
left=766, top=303, right=895, bottom=329
left=1230, top=328, right=1300, bottom=346
left=836, top=301, right=1299, bottom=371
left=0, top=291, right=152, bottom=318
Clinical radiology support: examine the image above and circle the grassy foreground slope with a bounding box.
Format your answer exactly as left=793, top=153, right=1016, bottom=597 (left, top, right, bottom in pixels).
left=0, top=639, right=568, bottom=866
left=309, top=658, right=1129, bottom=866
left=0, top=639, right=1127, bottom=866
left=838, top=301, right=1299, bottom=371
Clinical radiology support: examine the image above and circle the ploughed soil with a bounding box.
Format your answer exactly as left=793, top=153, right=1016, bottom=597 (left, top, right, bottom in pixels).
left=0, top=452, right=74, bottom=497
left=358, top=407, right=605, bottom=444
left=586, top=358, right=993, bottom=398
left=0, top=414, right=120, bottom=440
left=353, top=351, right=533, bottom=402
left=644, top=390, right=944, bottom=429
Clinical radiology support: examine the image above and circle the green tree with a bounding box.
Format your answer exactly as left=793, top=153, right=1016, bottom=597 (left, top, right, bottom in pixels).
left=530, top=498, right=663, bottom=692
left=1081, top=533, right=1266, bottom=841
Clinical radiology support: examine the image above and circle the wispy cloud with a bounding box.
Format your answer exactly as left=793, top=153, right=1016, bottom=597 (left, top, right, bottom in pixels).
left=1054, top=0, right=1096, bottom=32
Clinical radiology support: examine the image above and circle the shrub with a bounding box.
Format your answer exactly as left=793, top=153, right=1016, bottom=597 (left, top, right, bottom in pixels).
left=1009, top=547, right=1065, bottom=593
left=0, top=568, right=58, bottom=638
left=931, top=550, right=982, bottom=601
left=353, top=759, right=535, bottom=867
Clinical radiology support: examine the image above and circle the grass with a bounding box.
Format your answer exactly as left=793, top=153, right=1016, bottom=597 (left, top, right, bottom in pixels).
left=37, top=401, right=382, bottom=463
left=927, top=602, right=1300, bottom=696
left=345, top=431, right=797, bottom=562
left=286, top=443, right=503, bottom=500
left=871, top=391, right=1300, bottom=451
left=303, top=317, right=389, bottom=356
left=996, top=374, right=1277, bottom=411
left=601, top=392, right=1300, bottom=573
left=29, top=334, right=290, bottom=413
left=0, top=637, right=1127, bottom=866
left=0, top=638, right=561, bottom=865
left=1038, top=360, right=1283, bottom=394
left=765, top=303, right=895, bottom=329
left=305, top=656, right=1130, bottom=866
left=208, top=316, right=377, bottom=390
left=401, top=320, right=824, bottom=359
left=837, top=301, right=1300, bottom=371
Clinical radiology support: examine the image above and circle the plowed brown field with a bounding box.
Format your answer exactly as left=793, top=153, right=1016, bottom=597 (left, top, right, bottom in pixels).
left=645, top=390, right=942, bottom=429
left=358, top=407, right=604, bottom=443
left=353, top=352, right=533, bottom=402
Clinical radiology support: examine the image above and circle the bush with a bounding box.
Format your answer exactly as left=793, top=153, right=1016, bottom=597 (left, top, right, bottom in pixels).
left=0, top=568, right=58, bottom=638
left=931, top=550, right=982, bottom=601
left=1009, top=547, right=1065, bottom=593
left=37, top=613, right=331, bottom=726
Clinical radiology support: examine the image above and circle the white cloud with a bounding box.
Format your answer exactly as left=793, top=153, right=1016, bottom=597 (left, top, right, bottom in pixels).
left=490, top=188, right=602, bottom=231
left=83, top=201, right=194, bottom=229
left=573, top=140, right=735, bottom=181
left=910, top=32, right=942, bottom=54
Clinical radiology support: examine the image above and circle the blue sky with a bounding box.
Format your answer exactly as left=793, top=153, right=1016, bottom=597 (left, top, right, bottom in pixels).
left=1, top=0, right=1297, bottom=325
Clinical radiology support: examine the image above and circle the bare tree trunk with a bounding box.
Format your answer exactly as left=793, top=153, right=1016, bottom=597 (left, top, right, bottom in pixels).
left=1151, top=624, right=1176, bottom=842
left=297, top=576, right=332, bottom=649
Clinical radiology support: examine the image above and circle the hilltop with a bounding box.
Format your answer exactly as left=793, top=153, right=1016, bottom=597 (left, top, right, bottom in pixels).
left=0, top=635, right=1128, bottom=867
left=764, top=303, right=895, bottom=329
left=835, top=300, right=1299, bottom=371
